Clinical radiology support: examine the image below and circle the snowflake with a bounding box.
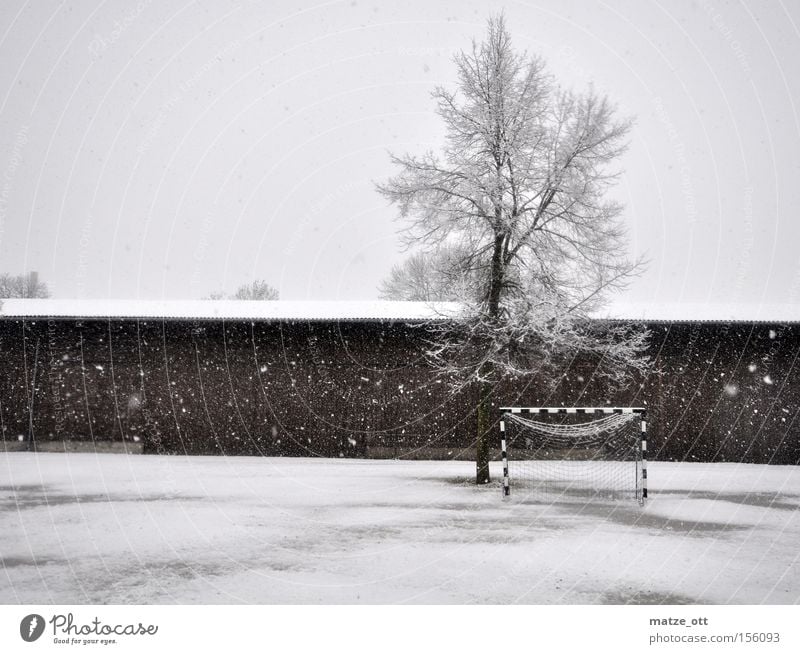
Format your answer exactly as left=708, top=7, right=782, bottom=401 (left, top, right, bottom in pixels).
left=723, top=384, right=738, bottom=397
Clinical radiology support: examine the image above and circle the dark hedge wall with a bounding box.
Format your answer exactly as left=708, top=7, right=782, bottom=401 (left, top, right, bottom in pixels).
left=0, top=318, right=798, bottom=464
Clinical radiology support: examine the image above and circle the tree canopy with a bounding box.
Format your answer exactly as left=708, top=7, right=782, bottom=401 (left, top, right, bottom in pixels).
left=378, top=15, right=649, bottom=388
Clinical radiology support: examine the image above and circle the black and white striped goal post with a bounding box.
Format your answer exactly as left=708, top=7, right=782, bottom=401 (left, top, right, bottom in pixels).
left=499, top=407, right=648, bottom=505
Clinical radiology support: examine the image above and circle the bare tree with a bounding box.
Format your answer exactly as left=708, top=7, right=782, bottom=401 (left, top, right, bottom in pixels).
left=379, top=244, right=480, bottom=302
left=232, top=280, right=279, bottom=301
left=206, top=279, right=279, bottom=301
left=377, top=15, right=650, bottom=484
left=0, top=271, right=50, bottom=298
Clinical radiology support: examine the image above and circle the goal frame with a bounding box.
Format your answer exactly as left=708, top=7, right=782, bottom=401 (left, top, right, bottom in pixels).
left=499, top=406, right=648, bottom=505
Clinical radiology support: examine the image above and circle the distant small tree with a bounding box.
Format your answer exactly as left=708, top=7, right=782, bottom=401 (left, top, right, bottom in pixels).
left=232, top=280, right=279, bottom=301
left=205, top=280, right=279, bottom=301
left=377, top=15, right=650, bottom=484
left=0, top=272, right=50, bottom=298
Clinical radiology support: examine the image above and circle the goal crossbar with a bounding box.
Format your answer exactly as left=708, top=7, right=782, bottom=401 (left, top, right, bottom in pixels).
left=499, top=406, right=648, bottom=505
left=500, top=407, right=646, bottom=414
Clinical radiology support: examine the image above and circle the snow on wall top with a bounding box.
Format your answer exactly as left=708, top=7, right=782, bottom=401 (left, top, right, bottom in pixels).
left=0, top=298, right=797, bottom=324
left=0, top=299, right=464, bottom=322
left=601, top=301, right=800, bottom=324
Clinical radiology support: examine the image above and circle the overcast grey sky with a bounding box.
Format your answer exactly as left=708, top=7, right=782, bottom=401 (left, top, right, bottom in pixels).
left=0, top=0, right=798, bottom=308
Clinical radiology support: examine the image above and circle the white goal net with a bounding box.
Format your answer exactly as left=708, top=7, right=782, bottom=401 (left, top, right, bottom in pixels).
left=500, top=408, right=647, bottom=504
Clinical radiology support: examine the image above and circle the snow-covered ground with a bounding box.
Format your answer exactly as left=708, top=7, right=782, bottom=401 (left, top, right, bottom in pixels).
left=1, top=453, right=798, bottom=604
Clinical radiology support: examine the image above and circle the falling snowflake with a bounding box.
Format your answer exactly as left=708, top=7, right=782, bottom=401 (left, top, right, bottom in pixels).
left=748, top=364, right=757, bottom=373
left=763, top=375, right=773, bottom=385
left=723, top=384, right=738, bottom=397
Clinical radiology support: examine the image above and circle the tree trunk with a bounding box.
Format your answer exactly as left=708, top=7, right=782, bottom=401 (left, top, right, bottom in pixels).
left=487, top=233, right=504, bottom=316
left=475, top=377, right=492, bottom=485
left=474, top=233, right=505, bottom=485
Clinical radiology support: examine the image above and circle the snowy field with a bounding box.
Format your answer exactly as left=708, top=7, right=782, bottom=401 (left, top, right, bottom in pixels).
left=1, top=453, right=799, bottom=604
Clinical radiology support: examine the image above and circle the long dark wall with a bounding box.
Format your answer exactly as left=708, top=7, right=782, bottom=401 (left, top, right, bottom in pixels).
left=0, top=319, right=479, bottom=458
left=0, top=318, right=798, bottom=464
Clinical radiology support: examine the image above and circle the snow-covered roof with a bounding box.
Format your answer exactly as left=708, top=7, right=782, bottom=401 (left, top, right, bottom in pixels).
left=0, top=298, right=797, bottom=324
left=0, top=299, right=463, bottom=322
left=601, top=301, right=800, bottom=324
